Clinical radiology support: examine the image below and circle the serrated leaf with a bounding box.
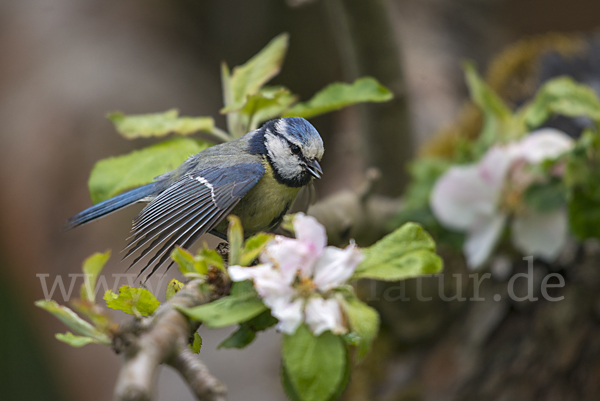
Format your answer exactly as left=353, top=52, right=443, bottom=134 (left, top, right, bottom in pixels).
left=197, top=248, right=225, bottom=272
left=88, top=137, right=210, bottom=203
left=166, top=279, right=184, bottom=301
left=177, top=292, right=266, bottom=328
left=219, top=325, right=256, bottom=349
left=80, top=251, right=111, bottom=303
left=228, top=33, right=289, bottom=112
left=281, top=364, right=302, bottom=401
left=523, top=76, right=600, bottom=128
left=228, top=215, right=244, bottom=266
left=35, top=300, right=111, bottom=344
left=340, top=296, right=379, bottom=361
left=108, top=109, right=215, bottom=139
left=70, top=299, right=113, bottom=330
left=172, top=247, right=202, bottom=274
left=191, top=332, right=203, bottom=354
left=104, top=286, right=160, bottom=317
left=241, top=232, right=274, bottom=266
left=282, top=324, right=346, bottom=401
left=245, top=87, right=298, bottom=131
left=218, top=310, right=277, bottom=349
left=284, top=77, right=393, bottom=119
left=55, top=332, right=100, bottom=347
left=352, top=223, right=443, bottom=281
left=222, top=86, right=297, bottom=131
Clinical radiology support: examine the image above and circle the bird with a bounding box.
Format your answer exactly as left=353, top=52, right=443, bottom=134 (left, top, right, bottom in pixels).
left=65, top=117, right=324, bottom=278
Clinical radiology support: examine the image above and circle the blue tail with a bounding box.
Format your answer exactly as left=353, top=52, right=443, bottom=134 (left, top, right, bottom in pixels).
left=64, top=183, right=159, bottom=230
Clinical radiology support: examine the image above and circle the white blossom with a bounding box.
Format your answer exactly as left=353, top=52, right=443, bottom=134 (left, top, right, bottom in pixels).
left=430, top=128, right=574, bottom=269
left=228, top=213, right=363, bottom=335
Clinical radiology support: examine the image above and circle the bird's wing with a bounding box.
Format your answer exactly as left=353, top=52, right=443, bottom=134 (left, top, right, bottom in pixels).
left=123, top=163, right=265, bottom=279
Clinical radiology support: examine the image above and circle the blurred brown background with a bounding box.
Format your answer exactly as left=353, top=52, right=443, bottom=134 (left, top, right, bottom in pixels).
left=1, top=0, right=599, bottom=400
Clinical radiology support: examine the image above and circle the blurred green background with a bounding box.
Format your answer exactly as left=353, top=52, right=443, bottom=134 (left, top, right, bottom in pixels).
left=1, top=0, right=600, bottom=400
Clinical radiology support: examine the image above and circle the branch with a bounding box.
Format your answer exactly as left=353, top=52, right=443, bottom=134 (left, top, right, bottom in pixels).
left=307, top=169, right=401, bottom=247
left=168, top=348, right=227, bottom=401
left=113, top=279, right=226, bottom=401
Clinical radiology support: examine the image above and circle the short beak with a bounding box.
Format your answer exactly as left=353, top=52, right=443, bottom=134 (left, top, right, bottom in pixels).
left=306, top=159, right=323, bottom=179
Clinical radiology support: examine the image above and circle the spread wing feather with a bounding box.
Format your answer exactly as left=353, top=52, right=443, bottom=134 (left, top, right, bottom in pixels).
left=123, top=164, right=265, bottom=280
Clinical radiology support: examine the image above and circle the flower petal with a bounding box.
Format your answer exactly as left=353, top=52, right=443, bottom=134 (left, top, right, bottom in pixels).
left=463, top=214, right=507, bottom=269
left=516, top=128, right=574, bottom=164
left=305, top=297, right=346, bottom=336
left=313, top=245, right=363, bottom=291
left=228, top=264, right=295, bottom=300
left=478, top=144, right=522, bottom=188
left=270, top=297, right=304, bottom=334
left=261, top=237, right=312, bottom=282
left=431, top=164, right=499, bottom=231
left=511, top=208, right=568, bottom=261
left=293, top=213, right=327, bottom=254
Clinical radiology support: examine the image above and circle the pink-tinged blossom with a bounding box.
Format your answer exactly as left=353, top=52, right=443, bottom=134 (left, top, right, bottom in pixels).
left=228, top=213, right=363, bottom=335
left=430, top=129, right=574, bottom=269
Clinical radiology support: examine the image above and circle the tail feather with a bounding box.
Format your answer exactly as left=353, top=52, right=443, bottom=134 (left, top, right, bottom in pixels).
left=64, top=183, right=159, bottom=230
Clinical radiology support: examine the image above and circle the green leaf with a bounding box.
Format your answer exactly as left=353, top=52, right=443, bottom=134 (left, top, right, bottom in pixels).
left=197, top=248, right=225, bottom=272
left=191, top=332, right=203, bottom=354
left=104, top=286, right=160, bottom=317
left=172, top=247, right=205, bottom=275
left=55, top=332, right=101, bottom=348
left=565, top=130, right=600, bottom=239
left=523, top=76, right=600, bottom=128
left=219, top=325, right=256, bottom=349
left=227, top=215, right=244, bottom=266
left=282, top=353, right=351, bottom=401
left=218, top=310, right=277, bottom=349
left=108, top=109, right=215, bottom=139
left=282, top=324, right=346, bottom=401
left=281, top=364, right=302, bottom=401
left=284, top=77, right=393, bottom=119
left=230, top=280, right=256, bottom=297
left=569, top=188, right=600, bottom=239
left=80, top=251, right=111, bottom=303
left=524, top=180, right=567, bottom=213
left=228, top=33, right=289, bottom=112
left=88, top=137, right=210, bottom=203
left=340, top=296, right=379, bottom=361
left=166, top=279, right=184, bottom=301
left=463, top=61, right=516, bottom=147
left=241, top=232, right=274, bottom=266
left=177, top=292, right=266, bottom=328
left=222, top=86, right=297, bottom=131
left=245, top=87, right=298, bottom=131
left=352, top=223, right=443, bottom=281
left=70, top=298, right=113, bottom=331
left=35, top=300, right=111, bottom=344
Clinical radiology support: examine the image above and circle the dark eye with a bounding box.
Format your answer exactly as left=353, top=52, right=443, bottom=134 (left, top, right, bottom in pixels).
left=291, top=144, right=301, bottom=155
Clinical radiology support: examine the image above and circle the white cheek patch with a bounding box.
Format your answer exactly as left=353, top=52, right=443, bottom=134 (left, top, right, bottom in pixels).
left=265, top=132, right=303, bottom=180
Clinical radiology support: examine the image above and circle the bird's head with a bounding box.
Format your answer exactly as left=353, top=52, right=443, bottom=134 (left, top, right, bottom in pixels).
left=250, top=117, right=324, bottom=187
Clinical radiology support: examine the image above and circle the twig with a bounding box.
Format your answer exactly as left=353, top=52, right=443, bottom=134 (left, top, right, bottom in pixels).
left=113, top=279, right=226, bottom=401
left=168, top=348, right=227, bottom=401
left=307, top=169, right=401, bottom=247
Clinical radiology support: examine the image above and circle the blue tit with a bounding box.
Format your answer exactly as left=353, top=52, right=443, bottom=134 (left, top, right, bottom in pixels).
left=65, top=117, right=324, bottom=278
